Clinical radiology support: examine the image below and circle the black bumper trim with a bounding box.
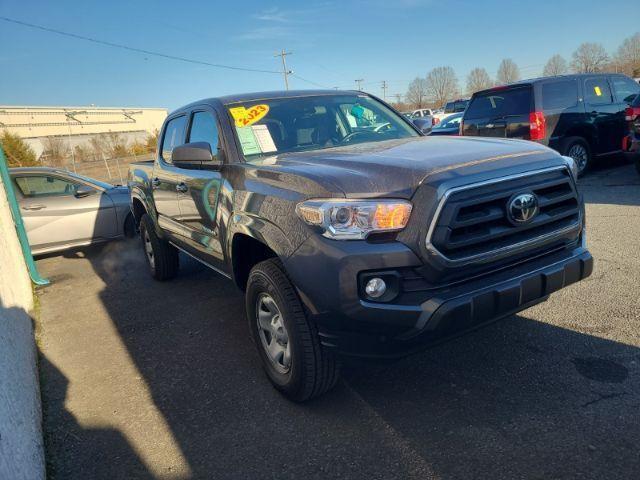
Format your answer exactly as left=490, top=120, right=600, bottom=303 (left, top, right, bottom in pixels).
left=319, top=252, right=593, bottom=358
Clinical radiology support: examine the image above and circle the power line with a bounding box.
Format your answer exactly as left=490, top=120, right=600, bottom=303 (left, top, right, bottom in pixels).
left=0, top=16, right=282, bottom=74
left=290, top=74, right=331, bottom=89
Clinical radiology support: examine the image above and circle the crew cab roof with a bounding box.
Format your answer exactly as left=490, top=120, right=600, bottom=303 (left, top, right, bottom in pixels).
left=172, top=89, right=363, bottom=115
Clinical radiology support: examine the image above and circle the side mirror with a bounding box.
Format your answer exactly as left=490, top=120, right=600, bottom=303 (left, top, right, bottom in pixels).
left=74, top=185, right=95, bottom=198
left=172, top=142, right=222, bottom=169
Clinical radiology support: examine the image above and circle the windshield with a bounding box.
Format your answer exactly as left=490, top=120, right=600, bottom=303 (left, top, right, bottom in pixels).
left=226, top=94, right=418, bottom=159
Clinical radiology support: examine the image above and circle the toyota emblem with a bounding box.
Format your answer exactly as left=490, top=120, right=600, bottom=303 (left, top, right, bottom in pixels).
left=508, top=193, right=539, bottom=224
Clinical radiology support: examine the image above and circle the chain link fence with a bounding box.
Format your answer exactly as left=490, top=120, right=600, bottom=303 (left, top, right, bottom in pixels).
left=47, top=152, right=154, bottom=185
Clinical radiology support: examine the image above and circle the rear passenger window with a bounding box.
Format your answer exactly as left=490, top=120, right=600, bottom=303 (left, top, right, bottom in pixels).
left=542, top=80, right=578, bottom=110
left=584, top=78, right=612, bottom=105
left=161, top=116, right=187, bottom=163
left=611, top=76, right=640, bottom=104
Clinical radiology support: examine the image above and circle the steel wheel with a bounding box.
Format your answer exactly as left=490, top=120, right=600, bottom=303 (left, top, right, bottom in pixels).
left=256, top=293, right=291, bottom=373
left=568, top=143, right=589, bottom=173
left=143, top=229, right=155, bottom=269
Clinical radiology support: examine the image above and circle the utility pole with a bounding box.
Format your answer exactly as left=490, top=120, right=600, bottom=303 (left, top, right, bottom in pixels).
left=355, top=79, right=364, bottom=91
left=381, top=80, right=388, bottom=100
left=393, top=94, right=402, bottom=104
left=274, top=50, right=292, bottom=90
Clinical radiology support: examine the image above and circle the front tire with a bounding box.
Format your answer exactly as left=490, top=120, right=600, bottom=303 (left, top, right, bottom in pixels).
left=139, top=213, right=179, bottom=281
left=562, top=136, right=591, bottom=176
left=246, top=259, right=340, bottom=402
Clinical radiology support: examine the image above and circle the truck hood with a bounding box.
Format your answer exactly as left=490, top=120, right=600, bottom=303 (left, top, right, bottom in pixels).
left=251, top=136, right=558, bottom=199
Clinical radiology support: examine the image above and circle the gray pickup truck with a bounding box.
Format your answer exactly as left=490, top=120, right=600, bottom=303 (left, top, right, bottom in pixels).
left=129, top=90, right=593, bottom=401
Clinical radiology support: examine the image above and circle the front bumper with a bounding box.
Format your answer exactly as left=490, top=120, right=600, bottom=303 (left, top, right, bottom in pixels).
left=285, top=235, right=592, bottom=358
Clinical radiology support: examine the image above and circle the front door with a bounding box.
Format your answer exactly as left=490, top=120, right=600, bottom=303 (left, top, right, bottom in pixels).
left=13, top=174, right=118, bottom=253
left=176, top=109, right=224, bottom=267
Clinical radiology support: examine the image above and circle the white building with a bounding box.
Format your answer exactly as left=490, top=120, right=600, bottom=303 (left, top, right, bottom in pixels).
left=0, top=105, right=167, bottom=158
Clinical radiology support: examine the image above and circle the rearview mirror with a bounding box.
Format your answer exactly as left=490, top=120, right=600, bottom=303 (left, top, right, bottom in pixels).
left=74, top=185, right=95, bottom=198
left=172, top=142, right=222, bottom=169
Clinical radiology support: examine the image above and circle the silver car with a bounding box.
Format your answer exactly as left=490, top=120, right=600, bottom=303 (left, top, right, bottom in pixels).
left=9, top=167, right=134, bottom=255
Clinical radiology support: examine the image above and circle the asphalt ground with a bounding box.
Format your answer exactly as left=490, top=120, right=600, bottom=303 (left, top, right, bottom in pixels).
left=35, top=158, right=640, bottom=480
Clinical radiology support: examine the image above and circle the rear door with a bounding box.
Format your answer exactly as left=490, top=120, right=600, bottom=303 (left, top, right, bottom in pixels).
left=539, top=78, right=582, bottom=146
left=13, top=173, right=117, bottom=252
left=463, top=86, right=532, bottom=138
left=176, top=108, right=225, bottom=268
left=153, top=114, right=188, bottom=236
left=583, top=76, right=617, bottom=154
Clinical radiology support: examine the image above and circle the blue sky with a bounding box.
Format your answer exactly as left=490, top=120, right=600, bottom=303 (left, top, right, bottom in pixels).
left=0, top=0, right=636, bottom=110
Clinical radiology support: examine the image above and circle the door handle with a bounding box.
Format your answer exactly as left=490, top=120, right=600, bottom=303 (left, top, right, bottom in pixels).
left=176, top=182, right=188, bottom=193
left=23, top=204, right=46, bottom=211
left=151, top=177, right=161, bottom=188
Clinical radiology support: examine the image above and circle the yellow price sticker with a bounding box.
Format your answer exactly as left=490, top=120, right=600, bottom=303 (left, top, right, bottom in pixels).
left=594, top=86, right=602, bottom=97
left=229, top=104, right=269, bottom=128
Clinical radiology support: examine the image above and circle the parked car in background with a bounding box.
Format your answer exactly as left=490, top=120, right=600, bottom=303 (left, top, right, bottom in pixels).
left=461, top=73, right=640, bottom=175
left=9, top=167, right=134, bottom=255
left=129, top=89, right=592, bottom=401
left=622, top=93, right=640, bottom=174
left=427, top=112, right=463, bottom=136
left=410, top=108, right=433, bottom=118
left=433, top=99, right=469, bottom=124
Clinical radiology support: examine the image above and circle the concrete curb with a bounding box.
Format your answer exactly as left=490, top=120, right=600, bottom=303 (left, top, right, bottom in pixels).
left=0, top=175, right=45, bottom=480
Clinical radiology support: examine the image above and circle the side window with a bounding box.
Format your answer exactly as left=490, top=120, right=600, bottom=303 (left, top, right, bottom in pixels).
left=542, top=80, right=578, bottom=110
left=188, top=111, right=219, bottom=154
left=161, top=116, right=187, bottom=163
left=584, top=78, right=613, bottom=105
left=14, top=176, right=79, bottom=197
left=611, top=76, right=640, bottom=104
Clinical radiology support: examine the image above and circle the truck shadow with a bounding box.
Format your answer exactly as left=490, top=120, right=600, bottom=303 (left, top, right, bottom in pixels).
left=34, top=239, right=638, bottom=479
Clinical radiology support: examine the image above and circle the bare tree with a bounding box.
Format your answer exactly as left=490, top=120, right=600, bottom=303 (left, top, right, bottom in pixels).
left=425, top=66, right=459, bottom=107
left=405, top=77, right=429, bottom=108
left=466, top=68, right=493, bottom=95
left=615, top=33, right=640, bottom=77
left=543, top=54, right=568, bottom=76
left=571, top=42, right=609, bottom=73
left=42, top=136, right=68, bottom=166
left=496, top=59, right=520, bottom=85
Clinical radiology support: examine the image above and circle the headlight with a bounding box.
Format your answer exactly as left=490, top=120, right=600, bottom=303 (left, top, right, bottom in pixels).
left=296, top=199, right=412, bottom=240
left=561, top=155, right=578, bottom=181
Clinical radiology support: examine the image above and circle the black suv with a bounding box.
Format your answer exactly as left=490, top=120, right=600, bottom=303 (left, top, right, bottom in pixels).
left=461, top=73, right=640, bottom=175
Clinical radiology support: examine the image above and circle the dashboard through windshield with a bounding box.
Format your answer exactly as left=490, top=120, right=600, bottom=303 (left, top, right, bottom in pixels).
left=225, top=94, right=418, bottom=159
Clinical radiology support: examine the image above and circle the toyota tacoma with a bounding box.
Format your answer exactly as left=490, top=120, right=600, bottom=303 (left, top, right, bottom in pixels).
left=128, top=90, right=593, bottom=401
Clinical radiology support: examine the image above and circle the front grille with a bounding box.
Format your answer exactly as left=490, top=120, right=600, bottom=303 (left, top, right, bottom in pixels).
left=428, top=167, right=581, bottom=262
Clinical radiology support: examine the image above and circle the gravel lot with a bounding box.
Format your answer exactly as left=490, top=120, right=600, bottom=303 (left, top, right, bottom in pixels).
left=36, top=159, right=640, bottom=480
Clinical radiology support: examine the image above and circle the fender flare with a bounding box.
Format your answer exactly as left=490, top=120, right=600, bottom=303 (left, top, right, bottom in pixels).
left=225, top=212, right=295, bottom=261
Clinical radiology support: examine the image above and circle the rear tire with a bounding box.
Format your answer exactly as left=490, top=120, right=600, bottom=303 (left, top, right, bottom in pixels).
left=562, top=136, right=591, bottom=177
left=139, top=213, right=179, bottom=281
left=246, top=259, right=340, bottom=402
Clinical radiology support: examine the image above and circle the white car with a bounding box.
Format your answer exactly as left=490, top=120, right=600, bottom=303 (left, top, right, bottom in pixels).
left=411, top=108, right=433, bottom=118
